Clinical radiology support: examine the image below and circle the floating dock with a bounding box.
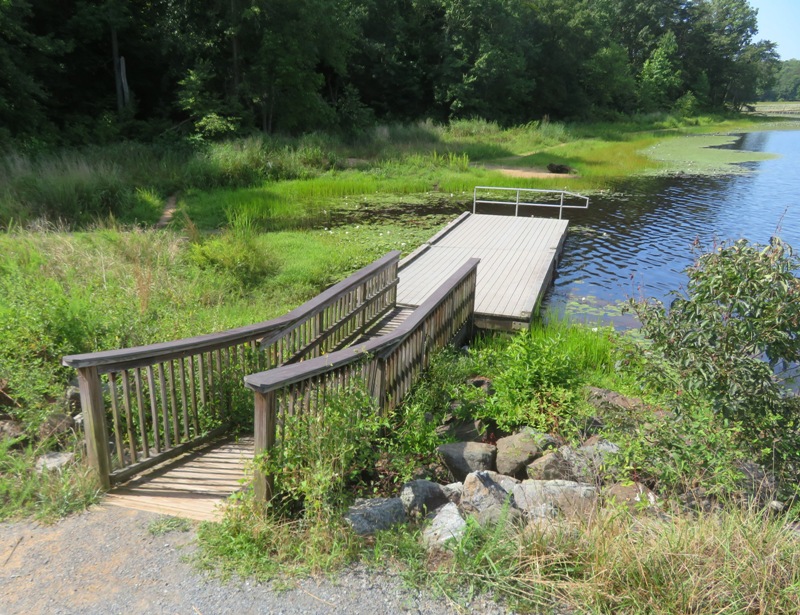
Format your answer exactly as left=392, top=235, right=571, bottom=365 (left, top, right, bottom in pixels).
left=397, top=212, right=569, bottom=330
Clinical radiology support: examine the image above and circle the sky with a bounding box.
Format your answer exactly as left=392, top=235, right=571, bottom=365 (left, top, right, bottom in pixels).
left=749, top=0, right=800, bottom=61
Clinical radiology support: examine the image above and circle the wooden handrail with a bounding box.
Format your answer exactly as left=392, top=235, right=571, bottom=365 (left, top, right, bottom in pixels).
left=244, top=258, right=479, bottom=394
left=246, top=258, right=479, bottom=502
left=61, top=251, right=401, bottom=488
left=62, top=251, right=401, bottom=372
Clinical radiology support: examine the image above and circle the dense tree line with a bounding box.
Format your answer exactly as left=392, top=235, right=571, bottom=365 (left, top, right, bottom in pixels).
left=0, top=0, right=779, bottom=145
left=761, top=60, right=800, bottom=101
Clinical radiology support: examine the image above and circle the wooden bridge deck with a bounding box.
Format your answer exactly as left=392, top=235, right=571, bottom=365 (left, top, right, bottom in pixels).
left=397, top=213, right=569, bottom=329
left=103, top=437, right=254, bottom=521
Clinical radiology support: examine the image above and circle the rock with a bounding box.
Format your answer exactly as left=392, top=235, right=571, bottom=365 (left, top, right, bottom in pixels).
left=496, top=431, right=542, bottom=478
left=38, top=412, right=75, bottom=441
left=733, top=460, right=777, bottom=506
left=768, top=500, right=785, bottom=513
left=442, top=482, right=463, bottom=505
left=422, top=503, right=467, bottom=547
left=526, top=450, right=577, bottom=482
left=400, top=480, right=449, bottom=516
left=605, top=482, right=657, bottom=512
left=547, top=163, right=572, bottom=174
left=437, top=442, right=496, bottom=481
left=578, top=415, right=605, bottom=438
left=0, top=418, right=25, bottom=442
left=64, top=386, right=82, bottom=413
left=513, top=480, right=598, bottom=518
left=466, top=376, right=494, bottom=396
left=579, top=438, right=619, bottom=473
left=435, top=418, right=485, bottom=442
left=344, top=498, right=406, bottom=535
left=460, top=471, right=522, bottom=525
left=35, top=451, right=75, bottom=473
left=679, top=487, right=720, bottom=513
left=585, top=387, right=648, bottom=414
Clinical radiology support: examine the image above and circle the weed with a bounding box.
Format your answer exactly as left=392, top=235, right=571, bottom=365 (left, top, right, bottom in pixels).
left=0, top=437, right=101, bottom=522
left=148, top=515, right=192, bottom=536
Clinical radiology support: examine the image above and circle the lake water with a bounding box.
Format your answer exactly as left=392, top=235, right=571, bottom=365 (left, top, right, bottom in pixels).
left=543, top=130, right=800, bottom=327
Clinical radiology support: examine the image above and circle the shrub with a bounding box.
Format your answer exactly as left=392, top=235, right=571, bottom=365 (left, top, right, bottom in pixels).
left=628, top=237, right=800, bottom=490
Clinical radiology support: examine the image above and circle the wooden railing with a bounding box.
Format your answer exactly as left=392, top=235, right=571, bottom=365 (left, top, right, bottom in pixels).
left=62, top=252, right=400, bottom=488
left=244, top=258, right=479, bottom=501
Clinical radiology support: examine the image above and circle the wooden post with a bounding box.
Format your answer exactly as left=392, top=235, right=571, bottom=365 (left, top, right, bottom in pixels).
left=77, top=366, right=111, bottom=490
left=253, top=390, right=276, bottom=502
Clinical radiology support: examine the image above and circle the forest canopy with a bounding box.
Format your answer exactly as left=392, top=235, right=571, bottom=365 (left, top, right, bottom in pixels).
left=0, top=0, right=782, bottom=146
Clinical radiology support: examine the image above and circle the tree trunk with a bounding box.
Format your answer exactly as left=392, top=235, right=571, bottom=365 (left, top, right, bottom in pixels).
left=111, top=23, right=124, bottom=114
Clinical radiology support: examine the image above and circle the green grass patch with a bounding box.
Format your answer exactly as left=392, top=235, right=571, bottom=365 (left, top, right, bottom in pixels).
left=148, top=515, right=193, bottom=536
left=0, top=437, right=101, bottom=522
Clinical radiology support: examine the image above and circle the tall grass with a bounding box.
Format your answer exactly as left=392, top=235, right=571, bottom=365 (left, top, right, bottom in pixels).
left=1, top=113, right=774, bottom=229
left=372, top=505, right=800, bottom=614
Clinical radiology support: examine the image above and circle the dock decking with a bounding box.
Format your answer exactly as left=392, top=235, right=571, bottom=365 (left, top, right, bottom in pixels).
left=397, top=213, right=569, bottom=329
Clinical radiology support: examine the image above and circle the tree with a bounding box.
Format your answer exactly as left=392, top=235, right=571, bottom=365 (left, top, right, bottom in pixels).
left=638, top=31, right=682, bottom=110
left=762, top=59, right=800, bottom=101
left=436, top=0, right=538, bottom=123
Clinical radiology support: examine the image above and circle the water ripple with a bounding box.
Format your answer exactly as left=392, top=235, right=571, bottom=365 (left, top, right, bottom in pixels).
left=549, top=130, right=800, bottom=326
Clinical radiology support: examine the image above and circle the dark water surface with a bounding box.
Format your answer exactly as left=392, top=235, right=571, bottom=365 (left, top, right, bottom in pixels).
left=542, top=130, right=800, bottom=327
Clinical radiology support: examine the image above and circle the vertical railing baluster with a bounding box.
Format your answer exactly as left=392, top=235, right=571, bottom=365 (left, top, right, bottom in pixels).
left=108, top=372, right=124, bottom=469
left=134, top=368, right=149, bottom=458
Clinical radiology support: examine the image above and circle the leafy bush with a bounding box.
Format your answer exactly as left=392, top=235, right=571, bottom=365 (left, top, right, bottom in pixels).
left=256, top=384, right=386, bottom=520
left=628, top=237, right=800, bottom=490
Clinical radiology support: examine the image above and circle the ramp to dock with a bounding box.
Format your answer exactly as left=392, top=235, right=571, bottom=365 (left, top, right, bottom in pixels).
left=397, top=213, right=568, bottom=330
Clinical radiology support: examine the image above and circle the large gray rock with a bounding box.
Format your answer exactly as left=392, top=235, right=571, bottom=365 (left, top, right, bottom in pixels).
left=605, top=482, right=657, bottom=512
left=344, top=498, right=406, bottom=535
left=38, top=412, right=75, bottom=441
left=442, top=482, right=463, bottom=505
left=422, top=502, right=467, bottom=547
left=35, top=451, right=75, bottom=473
left=586, top=387, right=648, bottom=413
left=526, top=450, right=577, bottom=481
left=513, top=480, right=598, bottom=518
left=435, top=418, right=485, bottom=442
left=400, top=480, right=449, bottom=516
left=437, top=442, right=496, bottom=481
left=460, top=471, right=522, bottom=526
left=0, top=418, right=25, bottom=442
left=496, top=431, right=541, bottom=478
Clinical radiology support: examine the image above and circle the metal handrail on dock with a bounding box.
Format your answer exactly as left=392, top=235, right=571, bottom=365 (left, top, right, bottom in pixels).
left=473, top=186, right=589, bottom=219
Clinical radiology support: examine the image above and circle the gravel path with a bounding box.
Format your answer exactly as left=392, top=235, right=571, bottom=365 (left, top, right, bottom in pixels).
left=0, top=505, right=511, bottom=615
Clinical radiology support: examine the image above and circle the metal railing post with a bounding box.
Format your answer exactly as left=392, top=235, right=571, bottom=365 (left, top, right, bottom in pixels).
left=515, top=189, right=520, bottom=217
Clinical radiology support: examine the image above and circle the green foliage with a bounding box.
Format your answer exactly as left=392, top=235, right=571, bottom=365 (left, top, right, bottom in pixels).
left=628, top=237, right=800, bottom=487
left=256, top=384, right=386, bottom=519
left=638, top=32, right=682, bottom=111
left=0, top=437, right=101, bottom=522
left=148, top=515, right=192, bottom=536
left=605, top=403, right=748, bottom=495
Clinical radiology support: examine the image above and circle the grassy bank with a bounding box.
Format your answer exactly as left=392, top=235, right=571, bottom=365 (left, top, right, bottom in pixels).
left=1, top=112, right=787, bottom=230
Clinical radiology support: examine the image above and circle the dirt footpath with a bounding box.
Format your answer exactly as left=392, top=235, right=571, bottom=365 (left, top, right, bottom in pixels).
left=0, top=505, right=509, bottom=615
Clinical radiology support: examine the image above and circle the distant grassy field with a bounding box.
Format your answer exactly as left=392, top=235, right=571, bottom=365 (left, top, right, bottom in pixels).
left=753, top=101, right=800, bottom=117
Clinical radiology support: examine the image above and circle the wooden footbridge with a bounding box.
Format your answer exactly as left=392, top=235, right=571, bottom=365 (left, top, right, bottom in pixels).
left=63, top=191, right=583, bottom=520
